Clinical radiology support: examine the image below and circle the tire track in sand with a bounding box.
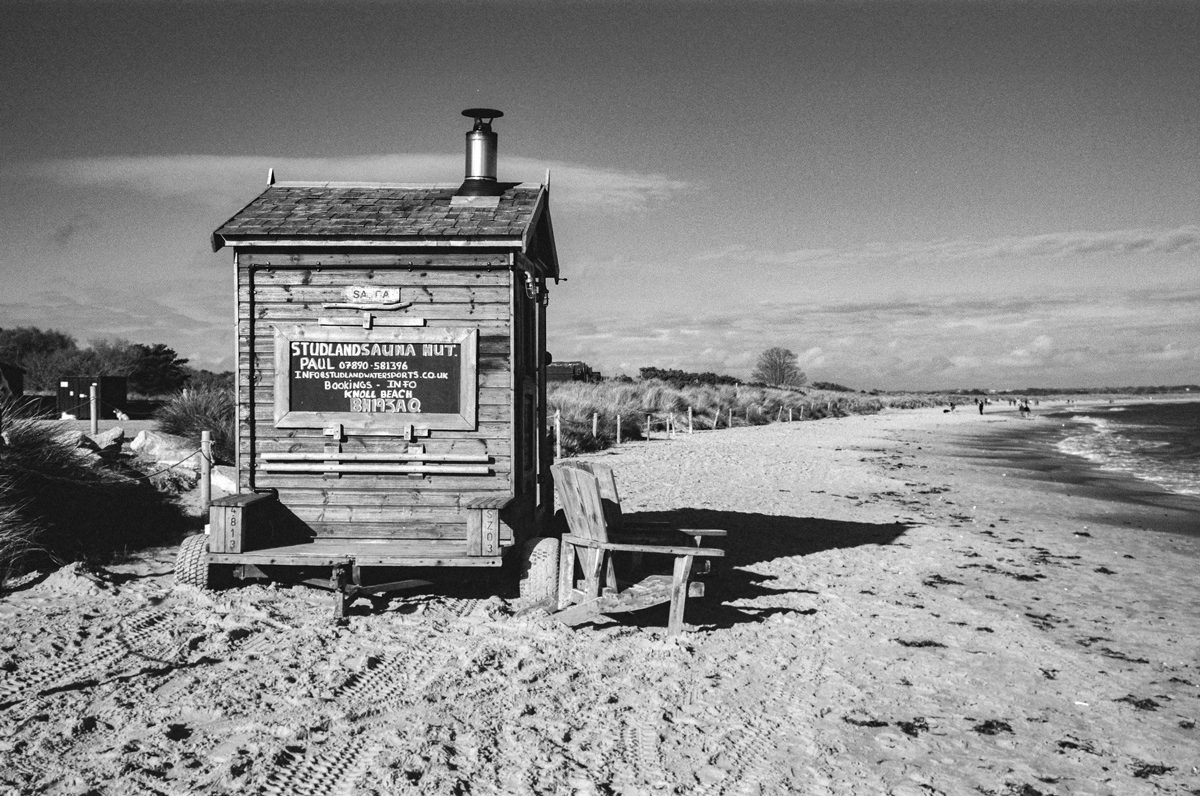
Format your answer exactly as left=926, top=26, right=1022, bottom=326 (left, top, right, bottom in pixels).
left=257, top=632, right=458, bottom=796
left=0, top=609, right=178, bottom=707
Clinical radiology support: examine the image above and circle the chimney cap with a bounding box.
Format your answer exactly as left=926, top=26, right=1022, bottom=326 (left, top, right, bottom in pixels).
left=462, top=108, right=504, bottom=127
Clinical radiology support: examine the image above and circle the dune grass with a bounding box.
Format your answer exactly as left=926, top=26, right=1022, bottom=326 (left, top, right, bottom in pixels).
left=154, top=386, right=236, bottom=464
left=548, top=379, right=944, bottom=456
left=0, top=399, right=186, bottom=585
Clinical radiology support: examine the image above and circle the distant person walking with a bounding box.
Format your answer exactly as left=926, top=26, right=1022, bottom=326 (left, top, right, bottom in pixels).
left=977, top=399, right=984, bottom=415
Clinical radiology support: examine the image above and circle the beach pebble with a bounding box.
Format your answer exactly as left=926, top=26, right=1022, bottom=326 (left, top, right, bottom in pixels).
left=695, top=765, right=728, bottom=786
left=211, top=465, right=238, bottom=494
left=889, top=786, right=934, bottom=796
left=568, top=778, right=600, bottom=795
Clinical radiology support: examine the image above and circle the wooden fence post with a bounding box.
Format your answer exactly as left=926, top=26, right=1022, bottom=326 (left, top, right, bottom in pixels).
left=199, top=430, right=212, bottom=509
left=646, top=414, right=651, bottom=440
left=592, top=412, right=598, bottom=438
left=788, top=407, right=793, bottom=422
left=89, top=382, right=99, bottom=436
left=688, top=407, right=693, bottom=434
left=554, top=410, right=562, bottom=460
left=727, top=407, right=733, bottom=428
left=616, top=414, right=621, bottom=445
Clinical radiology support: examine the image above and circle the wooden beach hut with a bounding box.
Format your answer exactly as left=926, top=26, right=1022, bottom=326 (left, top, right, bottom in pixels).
left=182, top=110, right=561, bottom=607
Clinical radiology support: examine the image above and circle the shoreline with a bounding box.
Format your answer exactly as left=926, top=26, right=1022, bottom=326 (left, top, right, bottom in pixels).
left=2, top=406, right=1197, bottom=794
left=941, top=405, right=1200, bottom=540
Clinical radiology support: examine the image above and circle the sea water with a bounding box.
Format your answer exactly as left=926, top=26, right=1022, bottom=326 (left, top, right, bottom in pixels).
left=1049, top=400, right=1200, bottom=498
left=953, top=399, right=1200, bottom=537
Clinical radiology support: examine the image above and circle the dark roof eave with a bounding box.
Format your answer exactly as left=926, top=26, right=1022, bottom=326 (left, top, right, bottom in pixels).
left=212, top=234, right=527, bottom=253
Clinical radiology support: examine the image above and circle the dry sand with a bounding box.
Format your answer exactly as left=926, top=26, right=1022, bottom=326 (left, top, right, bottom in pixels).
left=1, top=406, right=1197, bottom=795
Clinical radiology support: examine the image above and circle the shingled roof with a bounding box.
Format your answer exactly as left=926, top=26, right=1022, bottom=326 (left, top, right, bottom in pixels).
left=211, top=182, right=557, bottom=275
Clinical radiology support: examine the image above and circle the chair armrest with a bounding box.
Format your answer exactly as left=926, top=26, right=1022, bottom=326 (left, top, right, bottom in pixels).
left=561, top=534, right=724, bottom=557
left=620, top=522, right=727, bottom=538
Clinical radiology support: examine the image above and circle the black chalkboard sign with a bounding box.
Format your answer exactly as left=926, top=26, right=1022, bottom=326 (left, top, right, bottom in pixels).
left=288, top=340, right=462, bottom=415
left=273, top=327, right=478, bottom=433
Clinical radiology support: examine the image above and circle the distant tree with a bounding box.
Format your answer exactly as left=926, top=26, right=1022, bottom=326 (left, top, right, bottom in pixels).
left=17, top=337, right=144, bottom=392
left=638, top=366, right=743, bottom=388
left=0, top=327, right=196, bottom=394
left=20, top=348, right=89, bottom=392
left=0, top=326, right=76, bottom=367
left=128, top=344, right=189, bottom=395
left=183, top=368, right=234, bottom=392
left=88, top=338, right=140, bottom=377
left=752, top=347, right=807, bottom=388
left=811, top=381, right=854, bottom=392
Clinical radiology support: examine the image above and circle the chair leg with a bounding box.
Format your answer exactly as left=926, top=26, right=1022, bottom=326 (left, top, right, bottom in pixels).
left=604, top=554, right=619, bottom=595
left=667, top=554, right=695, bottom=635
left=583, top=548, right=607, bottom=599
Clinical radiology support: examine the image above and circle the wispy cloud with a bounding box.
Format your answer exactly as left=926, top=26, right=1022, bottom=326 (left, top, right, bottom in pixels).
left=0, top=281, right=232, bottom=370
left=551, top=288, right=1200, bottom=389
left=695, top=225, right=1200, bottom=269
left=7, top=154, right=693, bottom=212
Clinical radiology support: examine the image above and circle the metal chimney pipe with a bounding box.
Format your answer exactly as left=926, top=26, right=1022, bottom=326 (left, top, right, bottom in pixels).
left=458, top=108, right=504, bottom=196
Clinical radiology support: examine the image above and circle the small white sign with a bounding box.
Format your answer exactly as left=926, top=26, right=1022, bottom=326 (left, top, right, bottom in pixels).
left=343, top=286, right=400, bottom=305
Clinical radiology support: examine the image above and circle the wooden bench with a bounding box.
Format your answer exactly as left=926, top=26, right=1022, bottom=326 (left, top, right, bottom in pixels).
left=552, top=462, right=724, bottom=635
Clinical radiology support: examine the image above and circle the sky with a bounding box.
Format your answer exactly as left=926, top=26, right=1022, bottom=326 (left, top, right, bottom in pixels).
left=1, top=0, right=1197, bottom=391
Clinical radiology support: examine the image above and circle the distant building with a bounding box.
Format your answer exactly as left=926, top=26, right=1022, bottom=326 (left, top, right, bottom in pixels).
left=547, top=361, right=601, bottom=383
left=0, top=361, right=24, bottom=401
left=56, top=376, right=128, bottom=420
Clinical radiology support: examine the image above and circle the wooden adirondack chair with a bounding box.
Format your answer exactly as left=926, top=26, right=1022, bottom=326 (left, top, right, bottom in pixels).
left=552, top=462, right=724, bottom=634
left=569, top=460, right=726, bottom=571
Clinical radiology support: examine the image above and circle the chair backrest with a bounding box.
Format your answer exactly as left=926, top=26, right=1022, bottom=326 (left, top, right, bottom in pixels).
left=573, top=461, right=624, bottom=529
left=551, top=462, right=611, bottom=543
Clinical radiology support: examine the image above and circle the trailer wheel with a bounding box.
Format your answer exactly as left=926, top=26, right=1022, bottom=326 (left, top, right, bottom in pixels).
left=174, top=533, right=210, bottom=589
left=518, top=536, right=559, bottom=605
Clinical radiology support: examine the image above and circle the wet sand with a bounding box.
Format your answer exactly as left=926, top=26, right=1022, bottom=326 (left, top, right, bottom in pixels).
left=1, top=406, right=1197, bottom=794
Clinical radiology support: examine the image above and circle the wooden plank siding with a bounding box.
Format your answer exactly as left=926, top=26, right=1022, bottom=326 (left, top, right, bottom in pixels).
left=236, top=253, right=516, bottom=546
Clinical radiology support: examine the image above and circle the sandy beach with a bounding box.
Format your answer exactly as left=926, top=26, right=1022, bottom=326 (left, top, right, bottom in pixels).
left=2, top=406, right=1198, bottom=795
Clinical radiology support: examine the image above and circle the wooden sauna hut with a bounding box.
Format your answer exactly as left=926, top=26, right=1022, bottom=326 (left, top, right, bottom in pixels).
left=178, top=109, right=561, bottom=610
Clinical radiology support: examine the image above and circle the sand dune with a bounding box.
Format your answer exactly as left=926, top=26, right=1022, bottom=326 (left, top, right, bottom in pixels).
left=1, top=407, right=1197, bottom=794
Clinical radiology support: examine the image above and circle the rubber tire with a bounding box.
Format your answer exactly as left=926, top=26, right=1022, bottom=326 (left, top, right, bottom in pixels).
left=518, top=536, right=560, bottom=605
left=174, top=533, right=210, bottom=589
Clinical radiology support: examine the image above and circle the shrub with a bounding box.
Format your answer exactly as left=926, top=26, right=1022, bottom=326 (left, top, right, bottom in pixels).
left=154, top=387, right=236, bottom=464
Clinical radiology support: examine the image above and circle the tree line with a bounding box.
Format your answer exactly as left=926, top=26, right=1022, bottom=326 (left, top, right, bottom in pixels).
left=636, top=347, right=813, bottom=390
left=0, top=326, right=231, bottom=396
